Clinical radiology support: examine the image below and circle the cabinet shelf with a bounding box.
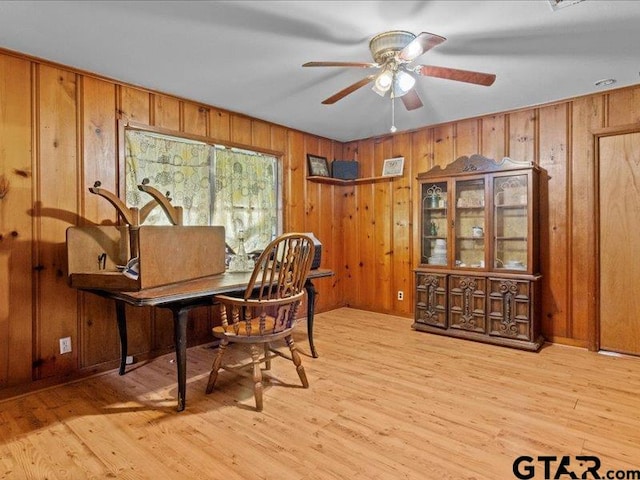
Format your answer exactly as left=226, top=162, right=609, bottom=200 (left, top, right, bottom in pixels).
left=496, top=236, right=527, bottom=241
left=495, top=203, right=527, bottom=208
left=307, top=174, right=401, bottom=185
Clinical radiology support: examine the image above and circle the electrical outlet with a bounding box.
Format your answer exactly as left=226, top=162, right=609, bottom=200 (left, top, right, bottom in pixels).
left=59, top=337, right=72, bottom=354
left=397, top=290, right=404, bottom=301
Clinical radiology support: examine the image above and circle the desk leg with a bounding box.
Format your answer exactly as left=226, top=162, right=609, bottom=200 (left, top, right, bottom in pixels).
left=172, top=307, right=189, bottom=412
left=115, top=300, right=128, bottom=375
left=304, top=280, right=319, bottom=358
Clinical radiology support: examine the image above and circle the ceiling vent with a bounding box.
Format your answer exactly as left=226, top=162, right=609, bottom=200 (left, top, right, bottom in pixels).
left=547, top=0, right=586, bottom=11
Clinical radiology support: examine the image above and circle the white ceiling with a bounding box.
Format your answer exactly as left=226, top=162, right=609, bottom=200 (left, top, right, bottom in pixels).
left=1, top=0, right=639, bottom=142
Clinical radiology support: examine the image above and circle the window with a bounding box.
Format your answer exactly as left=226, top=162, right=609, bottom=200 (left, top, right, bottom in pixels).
left=122, top=123, right=282, bottom=254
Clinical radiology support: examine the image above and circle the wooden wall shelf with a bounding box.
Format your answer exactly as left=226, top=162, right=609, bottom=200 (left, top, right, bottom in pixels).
left=307, top=174, right=401, bottom=185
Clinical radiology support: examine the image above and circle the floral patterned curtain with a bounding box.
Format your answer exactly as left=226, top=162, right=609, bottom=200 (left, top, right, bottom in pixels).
left=124, top=129, right=280, bottom=254
left=124, top=130, right=211, bottom=226
left=211, top=148, right=278, bottom=254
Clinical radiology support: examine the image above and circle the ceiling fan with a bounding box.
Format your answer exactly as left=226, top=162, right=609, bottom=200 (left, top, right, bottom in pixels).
left=303, top=30, right=496, bottom=115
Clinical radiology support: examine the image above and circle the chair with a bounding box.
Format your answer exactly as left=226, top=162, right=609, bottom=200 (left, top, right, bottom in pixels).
left=205, top=233, right=315, bottom=411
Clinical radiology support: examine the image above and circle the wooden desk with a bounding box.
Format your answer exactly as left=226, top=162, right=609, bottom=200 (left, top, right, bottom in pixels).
left=86, top=268, right=334, bottom=411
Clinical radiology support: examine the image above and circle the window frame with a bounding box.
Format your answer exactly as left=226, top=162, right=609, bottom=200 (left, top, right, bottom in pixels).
left=117, top=120, right=284, bottom=249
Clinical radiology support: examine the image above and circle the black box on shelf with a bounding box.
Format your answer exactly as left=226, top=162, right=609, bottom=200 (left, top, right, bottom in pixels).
left=304, top=232, right=322, bottom=269
left=331, top=160, right=359, bottom=180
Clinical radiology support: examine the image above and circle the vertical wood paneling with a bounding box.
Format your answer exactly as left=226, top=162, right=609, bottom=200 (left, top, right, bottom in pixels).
left=357, top=141, right=376, bottom=309
left=80, top=76, right=120, bottom=367
left=304, top=136, right=322, bottom=243
left=119, top=87, right=150, bottom=125
left=341, top=142, right=359, bottom=307
left=270, top=125, right=287, bottom=153
left=0, top=54, right=33, bottom=386
left=285, top=130, right=306, bottom=231
left=508, top=109, right=536, bottom=163
left=183, top=103, right=208, bottom=137
left=0, top=251, right=9, bottom=385
left=391, top=132, right=412, bottom=315
left=432, top=125, right=454, bottom=168
left=35, top=65, right=79, bottom=378
left=374, top=139, right=394, bottom=312
left=454, top=119, right=480, bottom=158
left=330, top=142, right=345, bottom=309
left=342, top=184, right=358, bottom=305
left=251, top=120, right=271, bottom=151
left=570, top=95, right=603, bottom=344
left=480, top=114, right=506, bottom=160
left=538, top=103, right=570, bottom=340
left=230, top=115, right=251, bottom=145
left=607, top=85, right=640, bottom=126
left=153, top=94, right=180, bottom=130
left=209, top=108, right=230, bottom=141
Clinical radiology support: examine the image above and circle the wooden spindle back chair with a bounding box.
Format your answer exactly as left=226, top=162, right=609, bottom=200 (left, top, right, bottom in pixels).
left=205, top=233, right=315, bottom=411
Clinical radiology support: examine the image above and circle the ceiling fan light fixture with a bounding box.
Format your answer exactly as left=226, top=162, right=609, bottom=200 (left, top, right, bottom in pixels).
left=394, top=70, right=416, bottom=97
left=372, top=69, right=393, bottom=96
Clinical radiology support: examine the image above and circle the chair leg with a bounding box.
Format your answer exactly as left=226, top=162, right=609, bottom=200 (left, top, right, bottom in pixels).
left=264, top=342, right=271, bottom=370
left=205, top=339, right=228, bottom=394
left=250, top=344, right=264, bottom=411
left=286, top=335, right=308, bottom=388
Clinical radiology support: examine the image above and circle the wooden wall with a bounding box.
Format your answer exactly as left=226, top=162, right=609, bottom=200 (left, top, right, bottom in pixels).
left=340, top=87, right=640, bottom=349
left=2, top=45, right=640, bottom=392
left=0, top=49, right=343, bottom=390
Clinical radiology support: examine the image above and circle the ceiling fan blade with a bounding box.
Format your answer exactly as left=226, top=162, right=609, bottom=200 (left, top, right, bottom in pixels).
left=416, top=65, right=496, bottom=86
left=303, top=61, right=378, bottom=68
left=400, top=89, right=423, bottom=111
left=398, top=32, right=446, bottom=62
left=321, top=75, right=376, bottom=104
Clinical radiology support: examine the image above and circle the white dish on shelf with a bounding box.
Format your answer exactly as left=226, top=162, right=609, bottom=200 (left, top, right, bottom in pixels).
left=505, top=260, right=525, bottom=269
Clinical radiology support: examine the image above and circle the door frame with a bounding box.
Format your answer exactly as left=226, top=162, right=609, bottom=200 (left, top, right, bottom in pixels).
left=591, top=122, right=640, bottom=351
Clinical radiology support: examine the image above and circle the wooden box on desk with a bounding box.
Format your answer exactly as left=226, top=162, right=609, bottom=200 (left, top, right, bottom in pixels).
left=66, top=225, right=226, bottom=291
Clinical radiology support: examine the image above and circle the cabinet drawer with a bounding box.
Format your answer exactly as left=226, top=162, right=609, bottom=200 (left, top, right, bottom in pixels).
left=415, top=273, right=447, bottom=329
left=449, top=275, right=486, bottom=333
left=488, top=278, right=532, bottom=341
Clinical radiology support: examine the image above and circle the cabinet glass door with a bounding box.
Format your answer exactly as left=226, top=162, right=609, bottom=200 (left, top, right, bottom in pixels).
left=493, top=174, right=528, bottom=271
left=454, top=178, right=486, bottom=268
left=421, top=182, right=448, bottom=266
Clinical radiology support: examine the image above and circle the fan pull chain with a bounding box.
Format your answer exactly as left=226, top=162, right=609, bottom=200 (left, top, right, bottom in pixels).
left=390, top=96, right=397, bottom=133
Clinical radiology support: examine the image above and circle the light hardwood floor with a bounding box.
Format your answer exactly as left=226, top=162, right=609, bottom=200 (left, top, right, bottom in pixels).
left=1, top=307, right=639, bottom=479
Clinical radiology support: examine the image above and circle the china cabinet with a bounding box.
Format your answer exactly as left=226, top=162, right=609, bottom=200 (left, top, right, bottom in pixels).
left=413, top=154, right=545, bottom=351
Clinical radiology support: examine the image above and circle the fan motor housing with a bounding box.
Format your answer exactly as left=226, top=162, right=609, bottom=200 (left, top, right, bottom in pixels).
left=369, top=30, right=416, bottom=63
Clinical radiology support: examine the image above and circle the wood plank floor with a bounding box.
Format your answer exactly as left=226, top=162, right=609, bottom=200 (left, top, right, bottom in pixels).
left=1, top=307, right=640, bottom=479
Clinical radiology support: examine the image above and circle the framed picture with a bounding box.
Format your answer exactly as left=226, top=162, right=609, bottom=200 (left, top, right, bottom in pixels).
left=307, top=154, right=330, bottom=177
left=382, top=156, right=404, bottom=177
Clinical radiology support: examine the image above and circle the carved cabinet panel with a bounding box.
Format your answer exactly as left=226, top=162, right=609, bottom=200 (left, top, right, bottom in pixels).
left=414, top=273, right=447, bottom=329
left=449, top=275, right=486, bottom=333
left=488, top=278, right=532, bottom=341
